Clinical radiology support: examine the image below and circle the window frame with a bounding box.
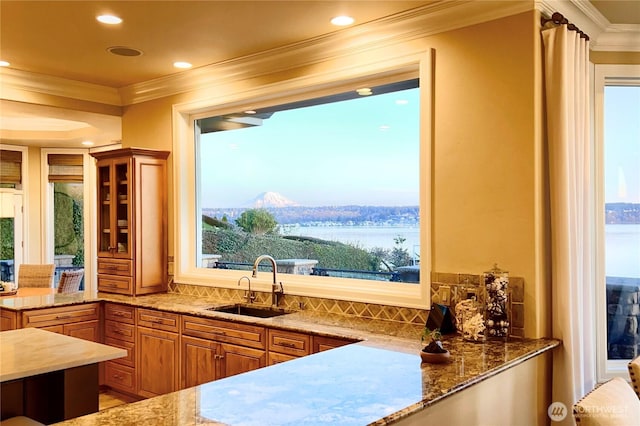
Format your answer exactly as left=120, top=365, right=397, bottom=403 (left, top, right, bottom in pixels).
left=0, top=144, right=27, bottom=273
left=173, top=52, right=433, bottom=309
left=40, top=148, right=97, bottom=294
left=594, top=64, right=640, bottom=381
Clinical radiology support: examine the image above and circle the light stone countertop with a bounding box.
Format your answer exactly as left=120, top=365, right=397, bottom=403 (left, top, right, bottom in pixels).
left=0, top=328, right=126, bottom=382
left=1, top=291, right=559, bottom=425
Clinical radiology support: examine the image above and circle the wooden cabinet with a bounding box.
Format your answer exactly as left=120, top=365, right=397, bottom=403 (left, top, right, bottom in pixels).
left=136, top=309, right=179, bottom=398
left=0, top=308, right=17, bottom=331
left=181, top=335, right=220, bottom=388
left=267, top=328, right=311, bottom=365
left=91, top=148, right=169, bottom=296
left=103, top=303, right=137, bottom=395
left=181, top=315, right=266, bottom=386
left=312, top=335, right=357, bottom=353
left=21, top=303, right=100, bottom=342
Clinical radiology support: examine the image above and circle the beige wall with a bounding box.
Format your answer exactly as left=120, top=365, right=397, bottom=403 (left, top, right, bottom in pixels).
left=590, top=51, right=640, bottom=64
left=120, top=12, right=548, bottom=337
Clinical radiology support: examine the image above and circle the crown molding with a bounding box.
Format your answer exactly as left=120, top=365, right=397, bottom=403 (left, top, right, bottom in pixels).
left=0, top=68, right=121, bottom=106
left=537, top=0, right=640, bottom=52
left=120, top=0, right=531, bottom=105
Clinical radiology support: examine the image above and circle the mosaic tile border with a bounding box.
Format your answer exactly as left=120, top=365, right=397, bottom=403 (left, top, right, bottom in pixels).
left=168, top=282, right=429, bottom=326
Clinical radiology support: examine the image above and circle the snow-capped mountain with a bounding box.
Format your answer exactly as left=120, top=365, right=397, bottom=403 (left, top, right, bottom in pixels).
left=248, top=191, right=300, bottom=208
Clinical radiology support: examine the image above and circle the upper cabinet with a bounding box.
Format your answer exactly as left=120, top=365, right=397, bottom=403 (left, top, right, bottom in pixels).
left=91, top=148, right=170, bottom=295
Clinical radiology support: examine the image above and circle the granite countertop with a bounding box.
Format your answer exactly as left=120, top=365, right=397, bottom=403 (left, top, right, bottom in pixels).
left=2, top=291, right=559, bottom=425
left=0, top=328, right=126, bottom=382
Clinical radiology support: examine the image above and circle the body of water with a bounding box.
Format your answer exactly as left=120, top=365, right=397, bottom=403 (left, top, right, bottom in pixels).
left=281, top=223, right=640, bottom=279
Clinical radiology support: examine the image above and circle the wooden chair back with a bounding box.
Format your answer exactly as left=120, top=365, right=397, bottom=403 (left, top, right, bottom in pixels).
left=17, top=264, right=55, bottom=288
left=57, top=269, right=84, bottom=293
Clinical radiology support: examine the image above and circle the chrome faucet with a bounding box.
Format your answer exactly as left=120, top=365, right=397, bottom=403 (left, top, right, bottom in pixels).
left=238, top=275, right=255, bottom=304
left=252, top=255, right=284, bottom=307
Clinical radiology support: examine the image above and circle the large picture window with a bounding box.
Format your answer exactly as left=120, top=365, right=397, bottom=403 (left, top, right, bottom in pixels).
left=196, top=79, right=419, bottom=284
left=174, top=57, right=432, bottom=308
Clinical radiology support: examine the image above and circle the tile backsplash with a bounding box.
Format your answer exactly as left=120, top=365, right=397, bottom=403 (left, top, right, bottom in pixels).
left=167, top=256, right=524, bottom=336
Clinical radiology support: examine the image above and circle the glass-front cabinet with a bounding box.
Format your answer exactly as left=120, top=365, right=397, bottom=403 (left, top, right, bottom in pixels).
left=92, top=148, right=169, bottom=295
left=97, top=158, right=131, bottom=258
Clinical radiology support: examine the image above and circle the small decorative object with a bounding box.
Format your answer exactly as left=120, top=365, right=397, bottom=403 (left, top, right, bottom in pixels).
left=456, top=297, right=486, bottom=342
left=420, top=327, right=450, bottom=363
left=483, top=263, right=509, bottom=340
left=0, top=281, right=17, bottom=296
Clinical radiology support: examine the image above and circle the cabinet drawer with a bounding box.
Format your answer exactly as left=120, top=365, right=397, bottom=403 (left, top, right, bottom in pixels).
left=98, top=275, right=133, bottom=293
left=312, top=335, right=358, bottom=353
left=105, top=337, right=135, bottom=367
left=181, top=315, right=265, bottom=349
left=105, top=303, right=135, bottom=324
left=105, top=361, right=136, bottom=394
left=268, top=329, right=311, bottom=357
left=137, top=308, right=179, bottom=333
left=105, top=319, right=135, bottom=343
left=267, top=351, right=298, bottom=365
left=22, top=303, right=99, bottom=328
left=98, top=259, right=132, bottom=276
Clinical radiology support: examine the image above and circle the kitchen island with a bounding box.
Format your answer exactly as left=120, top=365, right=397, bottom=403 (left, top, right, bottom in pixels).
left=1, top=291, right=559, bottom=425
left=0, top=328, right=126, bottom=424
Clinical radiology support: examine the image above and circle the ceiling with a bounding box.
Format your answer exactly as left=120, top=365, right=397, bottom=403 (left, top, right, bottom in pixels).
left=0, top=1, right=638, bottom=148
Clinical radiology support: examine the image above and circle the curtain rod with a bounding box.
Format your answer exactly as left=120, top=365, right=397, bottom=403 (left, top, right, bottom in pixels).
left=541, top=12, right=590, bottom=41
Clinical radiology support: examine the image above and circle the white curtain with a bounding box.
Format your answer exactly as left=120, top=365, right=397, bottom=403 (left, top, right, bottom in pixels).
left=542, top=24, right=595, bottom=423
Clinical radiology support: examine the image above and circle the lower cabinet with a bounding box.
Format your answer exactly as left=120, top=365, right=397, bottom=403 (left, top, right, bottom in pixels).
left=219, top=342, right=266, bottom=378
left=136, top=309, right=180, bottom=398
left=0, top=308, right=17, bottom=331
left=181, top=335, right=220, bottom=389
left=21, top=303, right=101, bottom=342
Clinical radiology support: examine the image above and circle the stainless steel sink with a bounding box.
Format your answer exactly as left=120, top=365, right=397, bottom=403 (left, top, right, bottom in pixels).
left=207, top=304, right=290, bottom=318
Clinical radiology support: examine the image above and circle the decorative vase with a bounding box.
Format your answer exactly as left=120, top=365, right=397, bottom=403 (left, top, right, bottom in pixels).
left=483, top=264, right=509, bottom=340
left=456, top=295, right=486, bottom=343
left=420, top=349, right=451, bottom=364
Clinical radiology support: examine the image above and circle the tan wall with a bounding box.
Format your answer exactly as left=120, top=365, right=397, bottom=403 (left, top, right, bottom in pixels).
left=120, top=12, right=548, bottom=337
left=590, top=51, right=640, bottom=64
left=26, top=146, right=43, bottom=263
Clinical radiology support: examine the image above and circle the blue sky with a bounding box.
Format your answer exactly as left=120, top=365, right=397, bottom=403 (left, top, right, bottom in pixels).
left=605, top=86, right=640, bottom=204
left=199, top=88, right=420, bottom=208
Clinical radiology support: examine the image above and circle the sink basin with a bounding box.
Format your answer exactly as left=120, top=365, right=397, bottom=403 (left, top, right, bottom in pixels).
left=207, top=304, right=290, bottom=318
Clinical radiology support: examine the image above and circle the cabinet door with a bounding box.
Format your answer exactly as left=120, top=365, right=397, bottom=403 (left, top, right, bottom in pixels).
left=137, top=326, right=179, bottom=398
left=219, top=343, right=265, bottom=379
left=181, top=335, right=220, bottom=389
left=96, top=158, right=131, bottom=258
left=64, top=320, right=100, bottom=342
left=0, top=309, right=17, bottom=331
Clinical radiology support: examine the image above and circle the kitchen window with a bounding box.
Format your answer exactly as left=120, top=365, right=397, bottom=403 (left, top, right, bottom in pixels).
left=173, top=56, right=432, bottom=308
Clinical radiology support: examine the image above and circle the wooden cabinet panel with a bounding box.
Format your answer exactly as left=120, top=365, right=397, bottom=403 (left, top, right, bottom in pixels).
left=181, top=335, right=220, bottom=389
left=104, top=361, right=136, bottom=394
left=104, top=303, right=135, bottom=324
left=105, top=320, right=135, bottom=343
left=105, top=337, right=135, bottom=367
left=22, top=303, right=99, bottom=329
left=137, top=308, right=179, bottom=333
left=64, top=320, right=99, bottom=342
left=40, top=324, right=64, bottom=334
left=181, top=315, right=265, bottom=349
left=268, top=329, right=311, bottom=357
left=0, top=309, right=17, bottom=331
left=97, top=259, right=133, bottom=277
left=137, top=326, right=179, bottom=398
left=312, top=335, right=357, bottom=353
left=220, top=343, right=266, bottom=379
left=267, top=351, right=298, bottom=366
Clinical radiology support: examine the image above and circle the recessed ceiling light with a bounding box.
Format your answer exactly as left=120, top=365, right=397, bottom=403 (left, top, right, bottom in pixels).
left=81, top=141, right=94, bottom=146
left=0, top=61, right=9, bottom=67
left=356, top=87, right=372, bottom=96
left=331, top=15, right=354, bottom=26
left=97, top=15, right=122, bottom=25
left=173, top=61, right=192, bottom=69
left=379, top=125, right=391, bottom=131
left=244, top=110, right=257, bottom=115
left=396, top=99, right=409, bottom=105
